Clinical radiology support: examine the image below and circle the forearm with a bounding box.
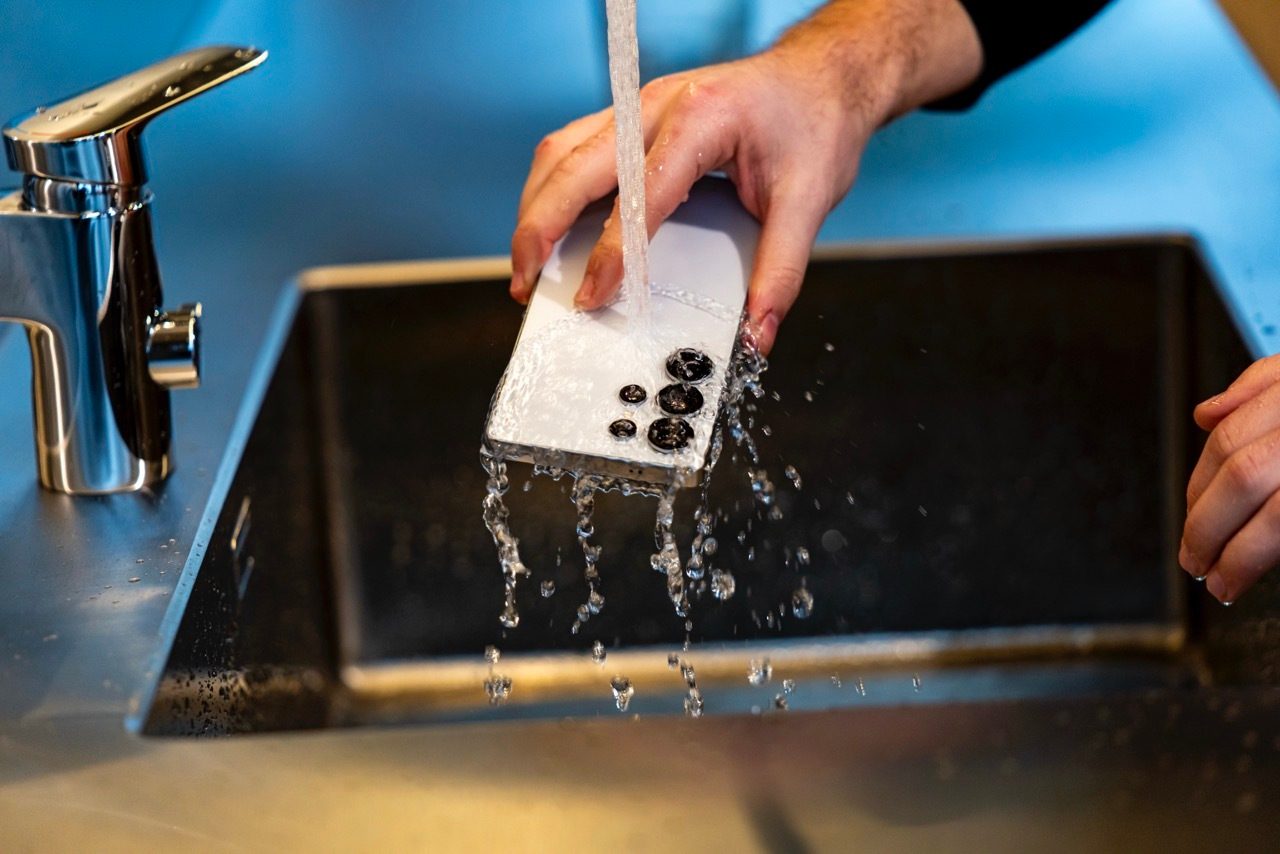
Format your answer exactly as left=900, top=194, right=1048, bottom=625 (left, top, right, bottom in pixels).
left=768, top=0, right=984, bottom=127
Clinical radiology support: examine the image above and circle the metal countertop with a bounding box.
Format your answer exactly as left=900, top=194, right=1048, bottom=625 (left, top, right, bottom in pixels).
left=2, top=0, right=1280, bottom=848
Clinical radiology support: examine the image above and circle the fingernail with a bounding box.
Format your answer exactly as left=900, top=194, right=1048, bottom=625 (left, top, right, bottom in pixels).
left=574, top=273, right=596, bottom=309
left=1205, top=571, right=1229, bottom=602
left=1178, top=541, right=1199, bottom=576
left=510, top=271, right=526, bottom=301
left=751, top=311, right=779, bottom=353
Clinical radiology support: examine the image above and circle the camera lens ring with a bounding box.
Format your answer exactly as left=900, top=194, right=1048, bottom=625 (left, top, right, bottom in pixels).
left=657, top=383, right=704, bottom=416
left=647, top=417, right=694, bottom=452
left=666, top=348, right=713, bottom=383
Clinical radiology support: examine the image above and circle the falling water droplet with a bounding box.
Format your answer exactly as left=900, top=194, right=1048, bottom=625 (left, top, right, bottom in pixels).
left=540, top=579, right=556, bottom=597
left=484, top=645, right=501, bottom=665
left=500, top=604, right=520, bottom=629
left=747, top=658, right=773, bottom=686
left=592, top=640, right=607, bottom=665
left=484, top=675, right=512, bottom=706
left=684, top=687, right=704, bottom=717
left=784, top=465, right=802, bottom=489
left=792, top=587, right=814, bottom=619
left=710, top=569, right=736, bottom=601
left=610, top=675, right=634, bottom=711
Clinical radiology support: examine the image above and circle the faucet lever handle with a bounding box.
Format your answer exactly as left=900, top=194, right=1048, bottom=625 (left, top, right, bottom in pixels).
left=3, top=45, right=267, bottom=186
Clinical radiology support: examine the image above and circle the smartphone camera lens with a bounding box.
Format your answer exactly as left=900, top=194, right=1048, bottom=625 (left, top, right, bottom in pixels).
left=609, top=418, right=637, bottom=439
left=666, top=348, right=713, bottom=383
left=657, top=383, right=703, bottom=415
left=619, top=384, right=647, bottom=404
left=647, top=417, right=694, bottom=451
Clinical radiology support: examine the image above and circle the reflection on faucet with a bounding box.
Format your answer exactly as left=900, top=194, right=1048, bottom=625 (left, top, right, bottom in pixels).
left=0, top=45, right=264, bottom=494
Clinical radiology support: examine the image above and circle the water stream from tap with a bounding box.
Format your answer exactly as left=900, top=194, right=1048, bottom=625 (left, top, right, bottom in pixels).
left=605, top=0, right=650, bottom=329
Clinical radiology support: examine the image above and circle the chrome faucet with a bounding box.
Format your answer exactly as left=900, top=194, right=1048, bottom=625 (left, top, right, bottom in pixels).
left=0, top=46, right=266, bottom=494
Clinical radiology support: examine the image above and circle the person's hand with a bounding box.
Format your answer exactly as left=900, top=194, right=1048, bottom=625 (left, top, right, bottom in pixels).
left=1181, top=354, right=1280, bottom=603
left=510, top=0, right=982, bottom=354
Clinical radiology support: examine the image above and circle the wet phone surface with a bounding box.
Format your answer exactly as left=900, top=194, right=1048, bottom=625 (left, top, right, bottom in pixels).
left=484, top=177, right=758, bottom=487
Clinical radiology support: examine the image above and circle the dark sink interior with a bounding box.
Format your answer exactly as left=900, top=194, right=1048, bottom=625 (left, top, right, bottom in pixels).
left=135, top=236, right=1266, bottom=736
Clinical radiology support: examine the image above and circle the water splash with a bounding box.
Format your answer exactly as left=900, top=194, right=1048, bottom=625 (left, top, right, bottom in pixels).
left=651, top=485, right=688, bottom=617
left=484, top=675, right=512, bottom=706
left=571, top=474, right=606, bottom=634
left=791, top=585, right=814, bottom=619
left=610, top=675, right=635, bottom=712
left=747, top=658, right=773, bottom=687
left=784, top=465, right=802, bottom=490
left=481, top=450, right=530, bottom=629
left=684, top=687, right=705, bottom=718
left=710, top=568, right=736, bottom=600
left=480, top=330, right=801, bottom=697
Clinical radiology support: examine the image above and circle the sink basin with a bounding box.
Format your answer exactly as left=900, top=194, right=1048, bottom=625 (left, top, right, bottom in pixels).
left=134, top=236, right=1258, bottom=735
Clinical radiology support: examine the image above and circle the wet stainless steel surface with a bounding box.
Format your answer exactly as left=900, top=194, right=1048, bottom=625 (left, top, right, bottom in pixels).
left=2, top=1, right=1280, bottom=847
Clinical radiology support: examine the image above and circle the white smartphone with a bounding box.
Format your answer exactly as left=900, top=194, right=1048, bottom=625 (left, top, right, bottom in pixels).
left=484, top=176, right=759, bottom=488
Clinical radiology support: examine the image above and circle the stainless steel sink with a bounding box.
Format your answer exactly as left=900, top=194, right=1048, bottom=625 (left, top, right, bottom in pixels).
left=133, top=236, right=1261, bottom=735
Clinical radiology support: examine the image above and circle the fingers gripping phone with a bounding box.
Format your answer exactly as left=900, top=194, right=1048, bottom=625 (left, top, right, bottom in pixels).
left=484, top=176, right=759, bottom=488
